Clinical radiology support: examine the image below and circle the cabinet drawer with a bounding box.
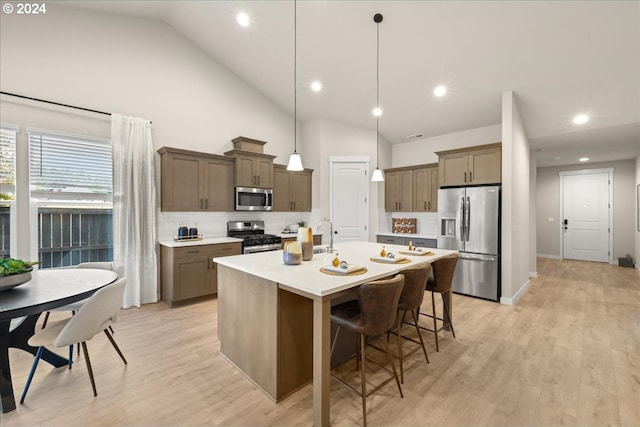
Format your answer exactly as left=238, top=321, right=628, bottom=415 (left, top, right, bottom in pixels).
left=210, top=242, right=242, bottom=257
left=411, top=238, right=437, bottom=248
left=377, top=235, right=406, bottom=245
left=173, top=246, right=208, bottom=260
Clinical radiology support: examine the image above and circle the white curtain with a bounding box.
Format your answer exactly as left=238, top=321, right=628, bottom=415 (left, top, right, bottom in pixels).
left=111, top=114, right=157, bottom=308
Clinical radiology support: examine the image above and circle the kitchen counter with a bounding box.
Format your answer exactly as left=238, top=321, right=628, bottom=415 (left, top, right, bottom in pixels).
left=214, top=241, right=457, bottom=425
left=158, top=237, right=242, bottom=248
left=278, top=232, right=323, bottom=238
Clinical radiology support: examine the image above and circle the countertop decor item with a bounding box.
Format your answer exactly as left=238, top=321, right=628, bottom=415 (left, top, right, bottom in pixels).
left=0, top=258, right=40, bottom=290
left=392, top=218, right=417, bottom=234
left=370, top=255, right=411, bottom=264
left=320, top=265, right=367, bottom=275
left=0, top=271, right=32, bottom=291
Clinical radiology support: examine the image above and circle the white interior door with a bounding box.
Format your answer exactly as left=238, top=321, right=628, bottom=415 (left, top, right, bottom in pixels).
left=561, top=171, right=611, bottom=262
left=330, top=161, right=369, bottom=242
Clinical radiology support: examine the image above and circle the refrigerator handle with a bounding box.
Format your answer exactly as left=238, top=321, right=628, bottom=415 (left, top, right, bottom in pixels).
left=466, top=196, right=471, bottom=241
left=460, top=196, right=465, bottom=240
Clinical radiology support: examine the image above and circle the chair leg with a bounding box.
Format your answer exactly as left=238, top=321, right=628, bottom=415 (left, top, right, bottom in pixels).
left=20, top=346, right=43, bottom=404
left=68, top=344, right=73, bottom=369
left=431, top=292, right=439, bottom=352
left=360, top=333, right=367, bottom=427
left=104, top=329, right=127, bottom=365
left=410, top=309, right=429, bottom=363
left=41, top=311, right=50, bottom=329
left=441, top=293, right=456, bottom=339
left=397, top=310, right=403, bottom=384
left=108, top=325, right=115, bottom=334
left=81, top=342, right=97, bottom=396
left=381, top=334, right=403, bottom=399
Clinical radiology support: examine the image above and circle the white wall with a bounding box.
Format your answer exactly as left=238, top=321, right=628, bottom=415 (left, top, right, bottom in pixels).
left=0, top=5, right=317, bottom=241
left=302, top=118, right=390, bottom=241
left=536, top=160, right=636, bottom=261
left=636, top=154, right=640, bottom=269
left=501, top=91, right=531, bottom=305
left=391, top=124, right=502, bottom=167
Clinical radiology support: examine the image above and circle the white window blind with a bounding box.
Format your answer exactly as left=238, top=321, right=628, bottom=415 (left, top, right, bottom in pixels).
left=29, top=131, right=112, bottom=201
left=0, top=127, right=16, bottom=200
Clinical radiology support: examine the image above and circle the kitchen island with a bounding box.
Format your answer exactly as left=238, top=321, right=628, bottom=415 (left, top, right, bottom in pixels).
left=214, top=240, right=457, bottom=427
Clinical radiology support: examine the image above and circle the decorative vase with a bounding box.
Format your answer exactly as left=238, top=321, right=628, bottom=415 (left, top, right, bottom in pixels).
left=297, top=227, right=313, bottom=261
left=0, top=271, right=32, bottom=291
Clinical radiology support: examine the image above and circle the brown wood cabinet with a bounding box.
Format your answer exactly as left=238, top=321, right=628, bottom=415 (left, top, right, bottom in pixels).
left=225, top=150, right=275, bottom=189
left=158, top=147, right=234, bottom=212
left=280, top=234, right=322, bottom=249
left=160, top=241, right=241, bottom=307
left=436, top=143, right=502, bottom=187
left=273, top=165, right=313, bottom=212
left=384, top=168, right=413, bottom=212
left=413, top=163, right=439, bottom=212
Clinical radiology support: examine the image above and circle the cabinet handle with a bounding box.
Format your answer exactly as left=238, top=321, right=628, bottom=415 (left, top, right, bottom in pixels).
left=200, top=199, right=203, bottom=209
left=187, top=250, right=200, bottom=254
left=257, top=175, right=260, bottom=185
left=293, top=201, right=296, bottom=210
left=428, top=201, right=431, bottom=210
left=205, top=199, right=208, bottom=209
left=424, top=201, right=427, bottom=210
left=207, top=259, right=210, bottom=270
left=399, top=202, right=401, bottom=210
left=469, top=171, right=473, bottom=182
left=464, top=172, right=467, bottom=183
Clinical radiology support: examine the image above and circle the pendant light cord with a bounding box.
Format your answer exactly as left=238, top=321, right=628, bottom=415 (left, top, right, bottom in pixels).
left=293, top=0, right=297, bottom=154
left=376, top=16, right=380, bottom=169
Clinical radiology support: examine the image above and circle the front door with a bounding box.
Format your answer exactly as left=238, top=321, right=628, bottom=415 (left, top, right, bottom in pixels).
left=561, top=170, right=611, bottom=263
left=330, top=161, right=369, bottom=242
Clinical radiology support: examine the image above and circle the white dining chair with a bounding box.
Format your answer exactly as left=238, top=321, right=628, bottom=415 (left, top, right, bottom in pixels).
left=20, top=277, right=127, bottom=403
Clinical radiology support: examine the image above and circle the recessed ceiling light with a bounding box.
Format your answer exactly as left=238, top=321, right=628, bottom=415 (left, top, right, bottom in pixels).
left=573, top=114, right=589, bottom=125
left=372, top=107, right=382, bottom=117
left=579, top=157, right=589, bottom=162
left=434, top=85, right=447, bottom=97
left=236, top=12, right=250, bottom=27
left=310, top=81, right=322, bottom=92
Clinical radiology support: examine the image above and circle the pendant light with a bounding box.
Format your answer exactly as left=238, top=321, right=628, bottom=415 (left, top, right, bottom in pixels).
left=371, top=13, right=384, bottom=182
left=286, top=0, right=304, bottom=171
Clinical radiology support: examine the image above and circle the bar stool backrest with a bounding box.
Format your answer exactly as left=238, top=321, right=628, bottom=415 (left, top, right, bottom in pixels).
left=429, top=254, right=458, bottom=293
left=398, top=264, right=431, bottom=310
left=358, top=274, right=404, bottom=336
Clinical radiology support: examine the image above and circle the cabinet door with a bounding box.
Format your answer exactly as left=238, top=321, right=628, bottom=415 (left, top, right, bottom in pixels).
left=235, top=155, right=256, bottom=187
left=468, top=147, right=501, bottom=184
left=202, top=158, right=234, bottom=211
left=413, top=168, right=429, bottom=212
left=438, top=152, right=469, bottom=187
left=273, top=168, right=292, bottom=211
left=174, top=256, right=210, bottom=300
left=398, top=170, right=412, bottom=212
left=385, top=172, right=399, bottom=211
left=208, top=243, right=242, bottom=293
left=377, top=235, right=406, bottom=245
left=256, top=158, right=274, bottom=188
left=428, top=167, right=439, bottom=212
left=291, top=171, right=311, bottom=212
left=161, top=154, right=202, bottom=211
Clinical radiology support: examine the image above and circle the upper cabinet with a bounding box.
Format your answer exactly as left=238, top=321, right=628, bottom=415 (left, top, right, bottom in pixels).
left=224, top=137, right=275, bottom=189
left=273, top=165, right=313, bottom=212
left=384, top=168, right=413, bottom=212
left=436, top=143, right=502, bottom=187
left=158, top=147, right=234, bottom=212
left=412, top=163, right=438, bottom=212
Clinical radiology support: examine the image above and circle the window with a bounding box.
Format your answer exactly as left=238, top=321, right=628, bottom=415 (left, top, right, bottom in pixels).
left=0, top=127, right=16, bottom=258
left=29, top=131, right=113, bottom=268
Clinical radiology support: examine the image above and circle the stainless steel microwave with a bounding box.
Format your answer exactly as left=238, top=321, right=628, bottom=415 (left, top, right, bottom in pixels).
left=235, top=187, right=273, bottom=211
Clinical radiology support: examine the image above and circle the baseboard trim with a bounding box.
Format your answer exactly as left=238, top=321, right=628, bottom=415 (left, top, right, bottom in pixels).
left=529, top=271, right=538, bottom=278
left=500, top=279, right=531, bottom=306
left=537, top=253, right=561, bottom=259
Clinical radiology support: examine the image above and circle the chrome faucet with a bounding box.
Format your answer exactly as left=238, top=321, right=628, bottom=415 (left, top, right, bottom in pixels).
left=320, top=217, right=334, bottom=253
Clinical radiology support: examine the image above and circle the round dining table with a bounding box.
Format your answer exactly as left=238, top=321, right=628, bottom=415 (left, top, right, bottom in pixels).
left=0, top=268, right=118, bottom=413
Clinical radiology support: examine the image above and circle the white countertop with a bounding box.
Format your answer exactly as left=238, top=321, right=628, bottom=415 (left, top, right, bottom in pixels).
left=376, top=232, right=437, bottom=240
left=158, top=237, right=243, bottom=248
left=214, top=240, right=457, bottom=299
left=278, top=232, right=322, bottom=238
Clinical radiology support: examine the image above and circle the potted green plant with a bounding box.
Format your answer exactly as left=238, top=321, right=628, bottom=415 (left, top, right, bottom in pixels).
left=0, top=258, right=41, bottom=291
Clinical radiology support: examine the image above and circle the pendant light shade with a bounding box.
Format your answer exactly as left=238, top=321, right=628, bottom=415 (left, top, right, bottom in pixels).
left=287, top=0, right=304, bottom=171
left=371, top=13, right=384, bottom=182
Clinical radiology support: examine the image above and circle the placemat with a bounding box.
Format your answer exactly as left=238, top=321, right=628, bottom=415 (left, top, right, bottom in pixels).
left=320, top=266, right=368, bottom=276
left=398, top=250, right=434, bottom=256
left=369, top=257, right=411, bottom=264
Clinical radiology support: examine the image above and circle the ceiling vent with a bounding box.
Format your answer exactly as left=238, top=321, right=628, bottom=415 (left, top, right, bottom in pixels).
left=406, top=133, right=424, bottom=140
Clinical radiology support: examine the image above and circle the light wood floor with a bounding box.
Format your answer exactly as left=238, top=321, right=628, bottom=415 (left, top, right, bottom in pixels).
left=2, top=258, right=639, bottom=427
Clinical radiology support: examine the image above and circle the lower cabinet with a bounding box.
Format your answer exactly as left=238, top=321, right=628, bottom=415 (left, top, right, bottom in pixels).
left=281, top=235, right=322, bottom=249
left=376, top=235, right=437, bottom=248
left=161, top=242, right=242, bottom=307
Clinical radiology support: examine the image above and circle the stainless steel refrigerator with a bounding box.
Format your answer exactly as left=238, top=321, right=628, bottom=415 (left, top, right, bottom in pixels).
left=437, top=186, right=500, bottom=301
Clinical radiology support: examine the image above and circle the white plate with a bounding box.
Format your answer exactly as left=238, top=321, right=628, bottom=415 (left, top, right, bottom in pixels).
left=371, top=255, right=408, bottom=263
left=323, top=264, right=364, bottom=274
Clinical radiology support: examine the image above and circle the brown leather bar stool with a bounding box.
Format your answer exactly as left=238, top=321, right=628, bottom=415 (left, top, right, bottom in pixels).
left=390, top=263, right=432, bottom=383
left=419, top=254, right=458, bottom=351
left=330, top=274, right=405, bottom=427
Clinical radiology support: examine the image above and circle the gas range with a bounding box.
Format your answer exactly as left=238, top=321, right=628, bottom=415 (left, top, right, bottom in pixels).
left=227, top=220, right=282, bottom=254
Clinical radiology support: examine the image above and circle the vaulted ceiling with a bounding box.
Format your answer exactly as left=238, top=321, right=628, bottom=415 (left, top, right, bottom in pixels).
left=63, top=1, right=639, bottom=167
